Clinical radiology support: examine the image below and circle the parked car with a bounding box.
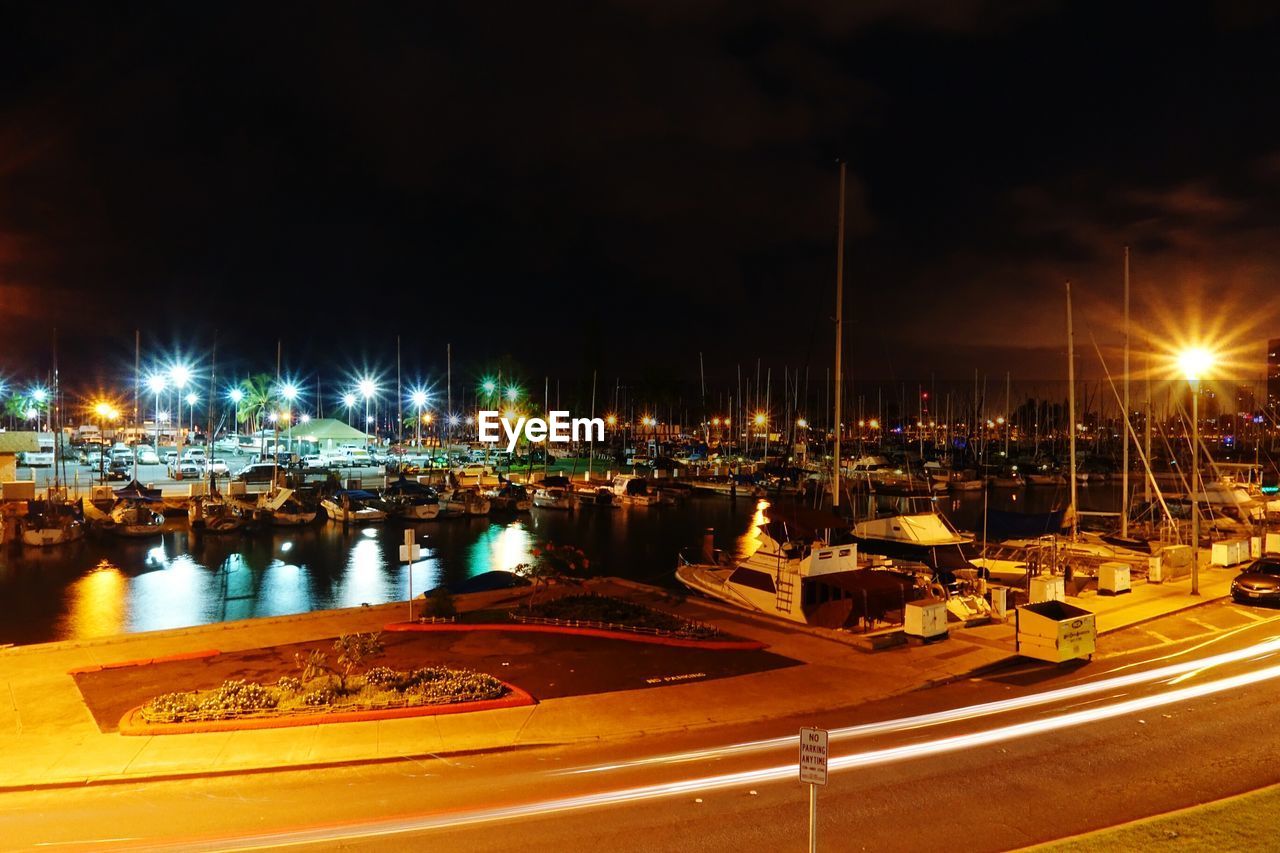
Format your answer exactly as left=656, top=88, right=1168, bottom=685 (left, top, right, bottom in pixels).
left=1231, top=558, right=1280, bottom=606
left=338, top=448, right=373, bottom=468
left=200, top=458, right=230, bottom=476
left=234, top=462, right=281, bottom=484
left=135, top=445, right=160, bottom=465
left=107, top=457, right=133, bottom=481
left=181, top=447, right=207, bottom=462
left=168, top=459, right=201, bottom=479
left=163, top=450, right=179, bottom=466
left=19, top=450, right=55, bottom=467
left=214, top=435, right=243, bottom=453
left=302, top=454, right=329, bottom=469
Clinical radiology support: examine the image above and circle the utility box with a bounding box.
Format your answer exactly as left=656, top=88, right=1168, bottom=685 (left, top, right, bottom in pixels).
left=1252, top=537, right=1263, bottom=559
left=1211, top=541, right=1237, bottom=567
left=1157, top=545, right=1192, bottom=581
left=1098, top=562, right=1131, bottom=596
left=1016, top=600, right=1097, bottom=663
left=904, top=598, right=948, bottom=641
left=1267, top=532, right=1280, bottom=555
left=2, top=480, right=36, bottom=501
left=228, top=481, right=247, bottom=496
left=989, top=585, right=1010, bottom=620
left=1029, top=574, right=1065, bottom=604
left=1148, top=554, right=1164, bottom=584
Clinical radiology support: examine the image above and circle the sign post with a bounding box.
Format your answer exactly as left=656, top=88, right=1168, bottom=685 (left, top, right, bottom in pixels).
left=398, top=529, right=422, bottom=621
left=799, top=727, right=828, bottom=853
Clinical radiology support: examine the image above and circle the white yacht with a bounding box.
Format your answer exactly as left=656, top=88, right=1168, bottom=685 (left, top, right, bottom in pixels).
left=677, top=505, right=921, bottom=628
left=322, top=490, right=388, bottom=524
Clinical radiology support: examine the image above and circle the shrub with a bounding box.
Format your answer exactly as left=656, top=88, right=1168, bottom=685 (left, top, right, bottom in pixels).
left=364, top=666, right=399, bottom=687
left=303, top=683, right=339, bottom=706
left=276, top=676, right=303, bottom=694
left=525, top=594, right=718, bottom=638
left=143, top=690, right=199, bottom=720
left=422, top=587, right=457, bottom=618
left=197, top=680, right=278, bottom=717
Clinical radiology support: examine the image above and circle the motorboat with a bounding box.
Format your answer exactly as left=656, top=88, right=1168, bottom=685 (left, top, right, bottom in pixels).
left=380, top=476, right=441, bottom=521
left=533, top=485, right=573, bottom=510
left=441, top=486, right=490, bottom=517
left=83, top=480, right=165, bottom=538
left=676, top=504, right=923, bottom=629
left=240, top=487, right=319, bottom=527
left=321, top=489, right=388, bottom=524
left=612, top=474, right=659, bottom=505
left=853, top=510, right=977, bottom=577
left=188, top=493, right=247, bottom=534
left=19, top=494, right=86, bottom=547
left=488, top=482, right=532, bottom=513
left=573, top=485, right=617, bottom=507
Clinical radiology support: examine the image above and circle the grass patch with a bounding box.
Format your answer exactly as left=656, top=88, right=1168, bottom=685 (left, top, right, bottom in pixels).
left=1036, top=783, right=1280, bottom=852
left=522, top=594, right=719, bottom=639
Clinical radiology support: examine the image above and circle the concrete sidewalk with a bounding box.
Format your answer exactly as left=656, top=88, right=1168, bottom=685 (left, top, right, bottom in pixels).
left=0, top=561, right=1242, bottom=791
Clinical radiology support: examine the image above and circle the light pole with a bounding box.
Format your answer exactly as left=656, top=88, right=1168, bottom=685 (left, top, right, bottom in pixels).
left=93, top=402, right=118, bottom=483
left=343, top=393, right=356, bottom=427
left=229, top=387, right=244, bottom=440
left=358, top=378, right=376, bottom=451
left=281, top=383, right=298, bottom=453
left=147, top=374, right=167, bottom=458
left=1179, top=348, right=1213, bottom=596
left=412, top=390, right=427, bottom=449
left=170, top=363, right=191, bottom=460
left=186, top=392, right=198, bottom=433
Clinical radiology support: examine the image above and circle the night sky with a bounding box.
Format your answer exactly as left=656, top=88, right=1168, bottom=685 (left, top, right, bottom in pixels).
left=2, top=2, right=1279, bottom=396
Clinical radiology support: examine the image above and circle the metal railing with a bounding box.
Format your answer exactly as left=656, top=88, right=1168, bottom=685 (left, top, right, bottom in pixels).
left=508, top=611, right=720, bottom=640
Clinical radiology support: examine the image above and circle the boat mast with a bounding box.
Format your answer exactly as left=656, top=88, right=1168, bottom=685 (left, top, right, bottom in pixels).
left=1122, top=247, right=1131, bottom=538
left=833, top=161, right=846, bottom=511
left=1066, top=282, right=1078, bottom=542
left=1144, top=342, right=1152, bottom=504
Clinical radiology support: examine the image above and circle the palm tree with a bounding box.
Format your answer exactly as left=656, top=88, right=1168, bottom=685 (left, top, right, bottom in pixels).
left=235, top=374, right=275, bottom=435
left=4, top=394, right=27, bottom=430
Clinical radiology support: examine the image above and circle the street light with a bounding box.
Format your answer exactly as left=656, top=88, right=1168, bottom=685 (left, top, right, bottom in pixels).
left=185, top=392, right=198, bottom=433
left=93, top=402, right=119, bottom=483
left=228, top=387, right=244, bottom=439
left=281, top=383, right=298, bottom=453
left=170, top=363, right=191, bottom=454
left=1178, top=347, right=1214, bottom=596
left=342, top=392, right=356, bottom=427
left=358, top=378, right=376, bottom=450
left=147, top=374, right=167, bottom=453
left=411, top=389, right=428, bottom=448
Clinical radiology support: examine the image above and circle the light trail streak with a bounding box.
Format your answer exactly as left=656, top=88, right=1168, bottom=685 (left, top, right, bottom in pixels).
left=565, top=634, right=1280, bottom=776
left=205, top=653, right=1280, bottom=851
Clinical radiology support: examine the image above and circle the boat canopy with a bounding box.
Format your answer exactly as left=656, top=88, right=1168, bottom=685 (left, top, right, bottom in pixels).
left=333, top=489, right=378, bottom=500
left=384, top=476, right=431, bottom=496
left=540, top=475, right=572, bottom=488
left=114, top=479, right=163, bottom=501
left=262, top=488, right=297, bottom=512
left=854, top=512, right=966, bottom=546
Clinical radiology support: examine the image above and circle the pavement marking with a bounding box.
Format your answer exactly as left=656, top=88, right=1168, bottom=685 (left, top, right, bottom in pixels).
left=1144, top=630, right=1174, bottom=645
left=1232, top=607, right=1266, bottom=622
left=1187, top=617, right=1218, bottom=632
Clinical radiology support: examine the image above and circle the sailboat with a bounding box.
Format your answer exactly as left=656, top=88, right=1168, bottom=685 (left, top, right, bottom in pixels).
left=22, top=332, right=86, bottom=547
left=188, top=480, right=247, bottom=533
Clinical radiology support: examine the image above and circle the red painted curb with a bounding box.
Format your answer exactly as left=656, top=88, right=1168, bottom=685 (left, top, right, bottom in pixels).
left=383, top=621, right=768, bottom=650
left=68, top=649, right=221, bottom=676
left=117, top=680, right=535, bottom=736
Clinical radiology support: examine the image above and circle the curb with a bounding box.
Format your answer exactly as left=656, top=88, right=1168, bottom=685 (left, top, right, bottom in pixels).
left=68, top=648, right=221, bottom=675
left=1095, top=593, right=1230, bottom=636
left=382, top=621, right=768, bottom=650
left=117, top=680, right=536, bottom=736
left=1019, top=779, right=1280, bottom=850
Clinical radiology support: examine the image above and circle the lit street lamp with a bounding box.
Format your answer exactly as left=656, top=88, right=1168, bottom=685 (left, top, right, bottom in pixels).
left=1178, top=348, right=1213, bottom=596
left=358, top=378, right=376, bottom=450
left=281, top=383, right=298, bottom=453
left=411, top=389, right=428, bottom=448
left=147, top=374, right=167, bottom=456
left=93, top=402, right=119, bottom=483
left=342, top=392, right=356, bottom=427
left=170, top=363, right=191, bottom=459
left=185, top=392, right=198, bottom=433
left=229, top=387, right=244, bottom=439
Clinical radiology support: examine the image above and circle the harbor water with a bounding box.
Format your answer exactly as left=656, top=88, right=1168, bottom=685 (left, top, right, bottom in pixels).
left=0, top=484, right=1118, bottom=646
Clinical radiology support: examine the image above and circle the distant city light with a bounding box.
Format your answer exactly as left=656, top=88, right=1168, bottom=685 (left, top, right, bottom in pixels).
left=30, top=387, right=47, bottom=403
left=481, top=379, right=497, bottom=395
left=797, top=418, right=808, bottom=428
left=506, top=386, right=519, bottom=401
left=300, top=414, right=310, bottom=424
left=753, top=412, right=766, bottom=426
left=268, top=412, right=279, bottom=423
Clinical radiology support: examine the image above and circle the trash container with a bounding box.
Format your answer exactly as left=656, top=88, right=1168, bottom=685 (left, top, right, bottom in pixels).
left=1016, top=600, right=1096, bottom=663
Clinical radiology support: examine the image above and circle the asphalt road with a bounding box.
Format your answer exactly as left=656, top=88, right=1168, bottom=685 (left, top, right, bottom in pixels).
left=7, top=601, right=1280, bottom=852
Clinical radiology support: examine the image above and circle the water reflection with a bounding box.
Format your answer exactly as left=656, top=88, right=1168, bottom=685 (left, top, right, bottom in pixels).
left=60, top=561, right=126, bottom=639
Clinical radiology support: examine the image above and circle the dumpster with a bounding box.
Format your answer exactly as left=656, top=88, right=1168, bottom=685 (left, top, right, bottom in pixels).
left=1015, top=600, right=1096, bottom=663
